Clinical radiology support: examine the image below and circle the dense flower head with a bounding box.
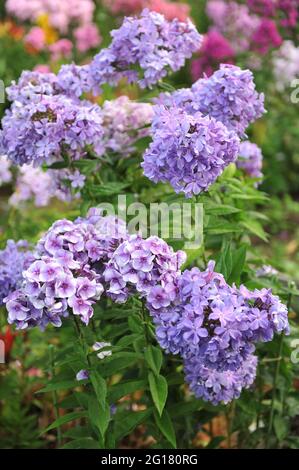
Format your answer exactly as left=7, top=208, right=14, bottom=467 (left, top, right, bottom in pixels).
left=104, top=233, right=186, bottom=303
left=97, top=96, right=154, bottom=157
left=5, top=209, right=128, bottom=329
left=237, top=141, right=263, bottom=180
left=184, top=353, right=258, bottom=405
left=142, top=104, right=240, bottom=197
left=191, top=30, right=235, bottom=80
left=0, top=94, right=103, bottom=166
left=273, top=41, right=299, bottom=92
left=206, top=1, right=260, bottom=53
left=56, top=64, right=94, bottom=99
left=0, top=240, right=34, bottom=306
left=90, top=9, right=202, bottom=90
left=191, top=64, right=265, bottom=137
left=148, top=261, right=289, bottom=403
left=6, top=71, right=58, bottom=105
left=247, top=0, right=277, bottom=16
left=0, top=155, right=12, bottom=186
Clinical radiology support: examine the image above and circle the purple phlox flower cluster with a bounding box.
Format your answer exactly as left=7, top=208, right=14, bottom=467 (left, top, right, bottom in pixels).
left=0, top=155, right=12, bottom=186
left=147, top=261, right=289, bottom=404
left=184, top=353, right=258, bottom=405
left=237, top=140, right=263, bottom=181
left=0, top=93, right=103, bottom=166
left=5, top=209, right=128, bottom=329
left=0, top=240, right=34, bottom=306
left=9, top=166, right=85, bottom=208
left=6, top=71, right=58, bottom=105
left=142, top=104, right=240, bottom=197
left=56, top=64, right=95, bottom=99
left=191, top=65, right=265, bottom=138
left=104, top=233, right=186, bottom=303
left=90, top=9, right=202, bottom=90
left=206, top=1, right=260, bottom=53
left=96, top=96, right=154, bottom=157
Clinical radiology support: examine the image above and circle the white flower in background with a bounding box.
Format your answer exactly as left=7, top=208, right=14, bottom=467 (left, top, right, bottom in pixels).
left=273, top=41, right=299, bottom=92
left=0, top=155, right=13, bottom=186
left=93, top=341, right=112, bottom=359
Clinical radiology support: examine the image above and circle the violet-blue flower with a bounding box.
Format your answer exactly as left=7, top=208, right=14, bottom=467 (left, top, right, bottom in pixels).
left=142, top=104, right=240, bottom=197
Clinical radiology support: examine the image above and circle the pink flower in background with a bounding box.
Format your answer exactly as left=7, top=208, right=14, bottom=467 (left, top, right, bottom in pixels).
left=206, top=1, right=260, bottom=53
left=6, top=0, right=95, bottom=34
left=49, top=38, right=73, bottom=61
left=278, top=0, right=298, bottom=28
left=103, top=0, right=145, bottom=14
left=74, top=23, right=102, bottom=53
left=24, top=27, right=46, bottom=52
left=33, top=64, right=51, bottom=74
left=251, top=19, right=282, bottom=54
left=191, top=31, right=235, bottom=80
left=247, top=0, right=277, bottom=16
left=147, top=0, right=190, bottom=21
left=103, top=0, right=190, bottom=20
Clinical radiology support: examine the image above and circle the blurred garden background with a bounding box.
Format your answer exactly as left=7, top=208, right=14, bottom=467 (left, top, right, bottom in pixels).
left=1, top=0, right=299, bottom=450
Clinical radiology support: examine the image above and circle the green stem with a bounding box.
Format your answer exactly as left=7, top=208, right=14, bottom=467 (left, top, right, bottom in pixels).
left=49, top=345, right=62, bottom=447
left=266, top=292, right=292, bottom=448
left=73, top=316, right=91, bottom=367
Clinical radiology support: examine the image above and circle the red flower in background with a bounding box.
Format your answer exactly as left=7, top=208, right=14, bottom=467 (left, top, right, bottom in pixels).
left=0, top=326, right=16, bottom=361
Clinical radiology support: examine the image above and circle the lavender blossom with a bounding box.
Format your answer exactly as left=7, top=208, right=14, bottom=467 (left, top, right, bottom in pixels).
left=237, top=141, right=263, bottom=181
left=191, top=65, right=265, bottom=137
left=96, top=96, right=154, bottom=157
left=142, top=104, right=240, bottom=197
left=0, top=240, right=34, bottom=306
left=148, top=261, right=289, bottom=404
left=0, top=94, right=103, bottom=166
left=90, top=9, right=202, bottom=90
left=5, top=209, right=128, bottom=329
left=104, top=233, right=186, bottom=303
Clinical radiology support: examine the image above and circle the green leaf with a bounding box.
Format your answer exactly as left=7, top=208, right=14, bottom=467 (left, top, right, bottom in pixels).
left=36, top=380, right=79, bottom=393
left=90, top=371, right=107, bottom=408
left=145, top=346, right=163, bottom=376
left=241, top=219, right=268, bottom=241
left=205, top=204, right=241, bottom=216
left=228, top=245, right=247, bottom=284
left=148, top=372, right=168, bottom=416
left=87, top=182, right=129, bottom=196
left=88, top=396, right=110, bottom=439
left=62, top=438, right=101, bottom=449
left=100, top=352, right=143, bottom=376
left=274, top=416, right=288, bottom=441
left=154, top=410, right=176, bottom=448
left=114, top=409, right=152, bottom=442
left=41, top=411, right=87, bottom=434
left=108, top=380, right=147, bottom=404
